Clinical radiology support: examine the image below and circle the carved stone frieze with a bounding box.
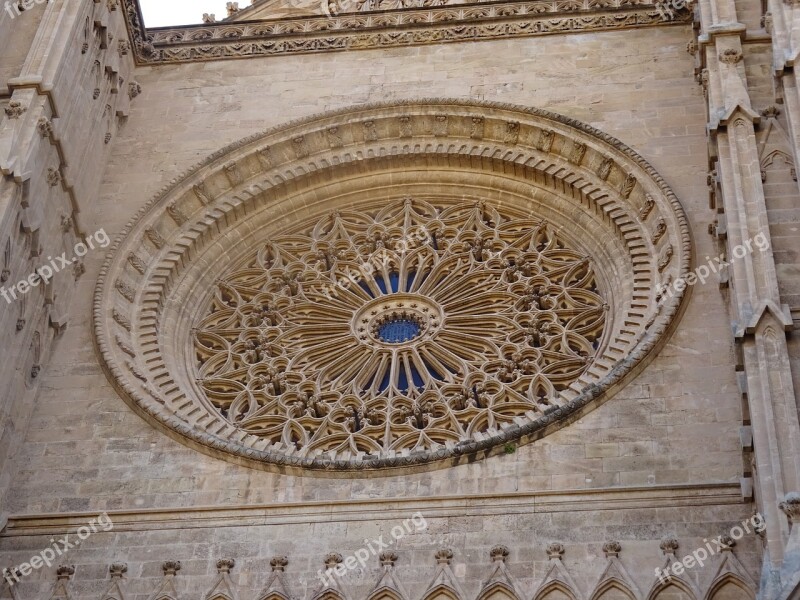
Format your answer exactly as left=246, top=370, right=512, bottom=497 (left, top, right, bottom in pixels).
left=120, top=0, right=690, bottom=65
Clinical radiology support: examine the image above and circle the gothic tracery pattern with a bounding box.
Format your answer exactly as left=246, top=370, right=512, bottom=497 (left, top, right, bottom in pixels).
left=194, top=198, right=606, bottom=460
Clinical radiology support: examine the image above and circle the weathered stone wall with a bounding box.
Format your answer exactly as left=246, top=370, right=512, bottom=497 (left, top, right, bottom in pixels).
left=0, top=0, right=137, bottom=523
left=0, top=19, right=767, bottom=600
left=9, top=25, right=746, bottom=509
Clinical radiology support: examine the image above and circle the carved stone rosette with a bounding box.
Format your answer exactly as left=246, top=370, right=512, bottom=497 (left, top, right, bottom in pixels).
left=93, top=100, right=691, bottom=475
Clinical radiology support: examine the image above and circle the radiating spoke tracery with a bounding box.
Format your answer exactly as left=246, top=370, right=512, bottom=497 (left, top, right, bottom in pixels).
left=194, top=198, right=606, bottom=459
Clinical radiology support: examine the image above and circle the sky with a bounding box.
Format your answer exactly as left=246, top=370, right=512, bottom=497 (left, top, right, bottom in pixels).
left=140, top=0, right=233, bottom=27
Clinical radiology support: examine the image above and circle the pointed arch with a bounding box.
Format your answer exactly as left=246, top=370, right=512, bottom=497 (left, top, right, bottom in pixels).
left=422, top=583, right=462, bottom=600
left=534, top=580, right=579, bottom=600
left=207, top=595, right=235, bottom=600
left=257, top=593, right=290, bottom=600
left=760, top=149, right=793, bottom=170
left=647, top=578, right=697, bottom=600
left=590, top=579, right=637, bottom=600
left=477, top=581, right=520, bottom=600
left=369, top=588, right=404, bottom=600
left=703, top=574, right=754, bottom=600
left=314, top=590, right=347, bottom=600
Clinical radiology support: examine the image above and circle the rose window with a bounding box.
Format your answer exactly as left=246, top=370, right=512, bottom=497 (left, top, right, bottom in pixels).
left=193, top=198, right=607, bottom=458
left=95, top=103, right=692, bottom=472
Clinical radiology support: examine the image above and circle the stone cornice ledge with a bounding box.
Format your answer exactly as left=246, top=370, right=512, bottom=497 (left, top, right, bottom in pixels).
left=3, top=483, right=742, bottom=536
left=122, top=0, right=691, bottom=64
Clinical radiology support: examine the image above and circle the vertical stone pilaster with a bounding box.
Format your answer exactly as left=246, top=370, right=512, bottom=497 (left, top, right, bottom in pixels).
left=697, top=0, right=800, bottom=595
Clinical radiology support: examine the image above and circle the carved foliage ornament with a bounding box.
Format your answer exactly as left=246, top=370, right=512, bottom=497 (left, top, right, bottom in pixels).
left=119, top=0, right=692, bottom=65
left=93, top=101, right=691, bottom=474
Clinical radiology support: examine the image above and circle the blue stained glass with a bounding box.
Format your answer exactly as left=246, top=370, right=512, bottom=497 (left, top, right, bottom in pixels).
left=376, top=276, right=388, bottom=294
left=411, top=364, right=425, bottom=387
left=378, top=318, right=421, bottom=343
left=378, top=370, right=391, bottom=392
left=359, top=281, right=375, bottom=297
left=397, top=368, right=409, bottom=392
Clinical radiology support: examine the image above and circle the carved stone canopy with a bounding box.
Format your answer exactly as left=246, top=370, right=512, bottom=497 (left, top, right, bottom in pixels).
left=94, top=100, right=691, bottom=476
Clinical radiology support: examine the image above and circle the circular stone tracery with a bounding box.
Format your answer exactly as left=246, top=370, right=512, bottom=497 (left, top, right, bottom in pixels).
left=357, top=294, right=440, bottom=347
left=193, top=199, right=606, bottom=456
left=93, top=100, right=692, bottom=474
left=375, top=317, right=423, bottom=344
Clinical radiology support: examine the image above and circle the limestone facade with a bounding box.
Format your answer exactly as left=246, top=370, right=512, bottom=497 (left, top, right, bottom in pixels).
left=0, top=0, right=798, bottom=600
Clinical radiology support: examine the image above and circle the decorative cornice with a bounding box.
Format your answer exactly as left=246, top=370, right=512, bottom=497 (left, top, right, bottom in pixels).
left=121, top=0, right=690, bottom=64
left=2, top=483, right=742, bottom=537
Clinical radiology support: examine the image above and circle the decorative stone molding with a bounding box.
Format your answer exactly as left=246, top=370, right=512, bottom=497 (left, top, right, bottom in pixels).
left=4, top=101, right=26, bottom=119
left=380, top=551, right=399, bottom=566
left=73, top=260, right=85, bottom=280
left=37, top=117, right=54, bottom=139
left=47, top=168, right=62, bottom=187
left=659, top=538, right=679, bottom=556
left=128, top=82, right=142, bottom=100
left=162, top=560, right=181, bottom=576
left=93, top=100, right=691, bottom=475
left=435, top=549, right=454, bottom=565
left=602, top=541, right=621, bottom=557
left=270, top=556, right=289, bottom=571
left=50, top=564, right=75, bottom=600
left=779, top=491, right=800, bottom=524
left=109, top=563, right=128, bottom=578
left=324, top=553, right=343, bottom=569
left=489, top=546, right=509, bottom=562
left=719, top=48, right=743, bottom=64
left=120, top=0, right=690, bottom=65
left=217, top=558, right=235, bottom=573
left=719, top=535, right=735, bottom=550
left=57, top=565, right=75, bottom=579
left=546, top=543, right=565, bottom=559
left=761, top=105, right=780, bottom=119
